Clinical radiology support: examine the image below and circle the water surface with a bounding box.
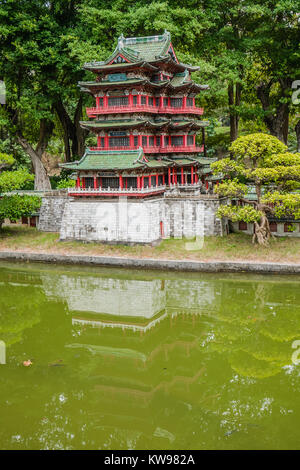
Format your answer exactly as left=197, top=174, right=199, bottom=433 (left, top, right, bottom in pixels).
left=0, top=262, right=300, bottom=450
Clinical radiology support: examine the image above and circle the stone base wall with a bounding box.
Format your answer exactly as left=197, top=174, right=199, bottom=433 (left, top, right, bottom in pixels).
left=38, top=191, right=68, bottom=232
left=59, top=195, right=228, bottom=244
left=231, top=221, right=300, bottom=237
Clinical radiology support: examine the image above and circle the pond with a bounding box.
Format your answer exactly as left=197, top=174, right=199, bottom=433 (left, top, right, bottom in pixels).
left=0, top=262, right=300, bottom=450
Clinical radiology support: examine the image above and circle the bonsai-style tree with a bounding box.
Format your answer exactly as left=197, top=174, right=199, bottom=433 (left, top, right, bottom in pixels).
left=211, top=133, right=300, bottom=245
left=0, top=153, right=41, bottom=229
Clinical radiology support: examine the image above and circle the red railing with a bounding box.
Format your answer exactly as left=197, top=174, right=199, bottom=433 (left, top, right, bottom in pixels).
left=89, top=145, right=204, bottom=153
left=86, top=105, right=204, bottom=117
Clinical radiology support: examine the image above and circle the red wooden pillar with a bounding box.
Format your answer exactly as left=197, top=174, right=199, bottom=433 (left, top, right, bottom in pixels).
left=100, top=177, right=102, bottom=188
left=104, top=95, right=108, bottom=108
left=97, top=135, right=101, bottom=148
left=141, top=175, right=144, bottom=189
left=119, top=174, right=123, bottom=190
left=195, top=171, right=198, bottom=183
left=96, top=97, right=100, bottom=108
left=129, top=93, right=133, bottom=106
left=149, top=175, right=151, bottom=188
left=76, top=177, right=80, bottom=188
left=138, top=135, right=142, bottom=147
left=183, top=96, right=187, bottom=109
left=168, top=167, right=171, bottom=185
left=181, top=167, right=184, bottom=185
left=82, top=177, right=85, bottom=189
left=174, top=168, right=177, bottom=184
left=163, top=173, right=165, bottom=185
left=206, top=180, right=208, bottom=190
left=191, top=166, right=194, bottom=184
left=94, top=176, right=98, bottom=189
left=129, top=134, right=134, bottom=148
left=183, top=135, right=187, bottom=147
left=160, top=96, right=164, bottom=109
left=104, top=134, right=109, bottom=149
left=156, top=173, right=158, bottom=186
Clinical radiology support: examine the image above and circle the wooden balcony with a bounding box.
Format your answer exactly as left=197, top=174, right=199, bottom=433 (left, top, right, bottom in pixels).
left=89, top=145, right=204, bottom=153
left=86, top=104, right=204, bottom=117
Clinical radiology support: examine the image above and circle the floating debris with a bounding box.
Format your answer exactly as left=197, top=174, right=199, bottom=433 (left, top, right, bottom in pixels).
left=23, top=360, right=32, bottom=367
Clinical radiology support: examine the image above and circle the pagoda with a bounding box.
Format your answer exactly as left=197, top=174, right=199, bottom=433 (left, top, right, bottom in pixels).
left=61, top=30, right=215, bottom=197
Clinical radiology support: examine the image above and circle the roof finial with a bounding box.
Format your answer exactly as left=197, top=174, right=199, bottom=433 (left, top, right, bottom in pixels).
left=118, top=34, right=124, bottom=49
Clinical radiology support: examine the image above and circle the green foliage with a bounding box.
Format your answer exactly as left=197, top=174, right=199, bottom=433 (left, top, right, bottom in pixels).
left=214, top=179, right=247, bottom=198
left=0, top=153, right=14, bottom=169
left=0, top=169, right=35, bottom=193
left=229, top=134, right=287, bottom=165
left=211, top=158, right=245, bottom=178
left=216, top=204, right=263, bottom=223
left=262, top=192, right=300, bottom=220
left=0, top=195, right=41, bottom=226
left=56, top=178, right=75, bottom=189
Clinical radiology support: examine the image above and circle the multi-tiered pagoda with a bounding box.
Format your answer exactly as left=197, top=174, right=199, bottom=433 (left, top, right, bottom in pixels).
left=62, top=30, right=215, bottom=197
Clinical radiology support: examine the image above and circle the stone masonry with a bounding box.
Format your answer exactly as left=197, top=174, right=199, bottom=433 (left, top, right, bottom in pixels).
left=57, top=194, right=228, bottom=244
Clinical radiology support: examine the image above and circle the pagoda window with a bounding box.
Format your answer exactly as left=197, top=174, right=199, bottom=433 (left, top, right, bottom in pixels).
left=270, top=222, right=277, bottom=232
left=134, top=136, right=139, bottom=147
left=149, top=136, right=155, bottom=147
left=164, top=136, right=169, bottom=147
left=149, top=97, right=154, bottom=106
left=187, top=135, right=194, bottom=145
left=142, top=136, right=147, bottom=146
left=125, top=177, right=137, bottom=189
left=99, top=137, right=105, bottom=148
left=133, top=95, right=138, bottom=105
left=171, top=98, right=183, bottom=108
left=84, top=177, right=94, bottom=189
left=108, top=96, right=129, bottom=107
left=186, top=97, right=193, bottom=107
left=239, top=221, right=248, bottom=231
left=110, top=136, right=130, bottom=147
left=151, top=175, right=156, bottom=186
left=141, top=96, right=147, bottom=105
left=163, top=97, right=168, bottom=107
left=156, top=136, right=161, bottom=146
left=171, top=136, right=183, bottom=146
left=102, top=177, right=119, bottom=189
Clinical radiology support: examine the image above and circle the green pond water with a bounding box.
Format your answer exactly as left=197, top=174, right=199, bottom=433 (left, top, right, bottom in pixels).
left=0, top=262, right=300, bottom=450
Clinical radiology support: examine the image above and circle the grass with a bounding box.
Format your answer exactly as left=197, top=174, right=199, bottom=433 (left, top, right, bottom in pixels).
left=0, top=225, right=300, bottom=263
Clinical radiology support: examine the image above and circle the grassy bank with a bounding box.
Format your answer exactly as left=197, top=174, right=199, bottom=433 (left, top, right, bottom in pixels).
left=0, top=225, right=299, bottom=263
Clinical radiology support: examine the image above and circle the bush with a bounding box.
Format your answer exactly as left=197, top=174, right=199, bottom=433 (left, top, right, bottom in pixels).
left=0, top=169, right=35, bottom=193
left=0, top=195, right=42, bottom=228
left=56, top=178, right=75, bottom=189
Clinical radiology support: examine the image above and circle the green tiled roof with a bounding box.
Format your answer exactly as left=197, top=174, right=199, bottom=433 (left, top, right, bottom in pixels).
left=60, top=148, right=172, bottom=171
left=80, top=118, right=206, bottom=131
left=80, top=119, right=147, bottom=129
left=87, top=31, right=200, bottom=73
left=79, top=78, right=146, bottom=89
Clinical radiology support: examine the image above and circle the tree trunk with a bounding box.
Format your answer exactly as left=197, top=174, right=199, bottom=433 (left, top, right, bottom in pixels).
left=295, top=120, right=300, bottom=152
left=54, top=97, right=87, bottom=162
left=17, top=135, right=51, bottom=190
left=252, top=215, right=271, bottom=246
left=201, top=127, right=207, bottom=157
left=257, top=80, right=290, bottom=144
left=228, top=82, right=242, bottom=142
left=16, top=118, right=54, bottom=190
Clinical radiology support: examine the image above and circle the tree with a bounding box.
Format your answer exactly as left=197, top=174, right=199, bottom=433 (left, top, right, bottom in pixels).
left=0, top=153, right=41, bottom=229
left=212, top=133, right=300, bottom=245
